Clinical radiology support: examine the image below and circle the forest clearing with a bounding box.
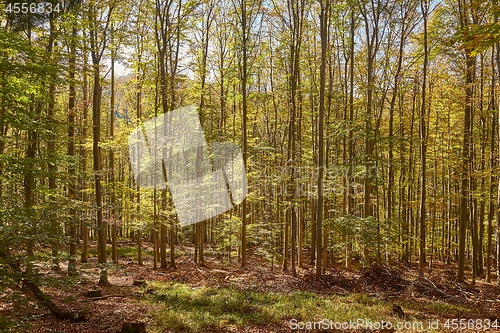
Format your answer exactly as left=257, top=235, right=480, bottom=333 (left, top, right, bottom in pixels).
left=2, top=0, right=500, bottom=331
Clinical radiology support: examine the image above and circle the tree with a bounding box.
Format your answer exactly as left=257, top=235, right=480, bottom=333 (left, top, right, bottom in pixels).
left=316, top=0, right=329, bottom=280
left=272, top=0, right=306, bottom=276
left=193, top=0, right=216, bottom=265
left=68, top=22, right=78, bottom=276
left=486, top=48, right=496, bottom=283
left=455, top=0, right=477, bottom=283
left=87, top=0, right=116, bottom=280
left=386, top=0, right=418, bottom=265
left=493, top=0, right=500, bottom=287
left=80, top=34, right=90, bottom=264
left=46, top=19, right=60, bottom=272
left=345, top=4, right=356, bottom=271
left=418, top=0, right=429, bottom=275
left=109, top=24, right=118, bottom=265
left=232, top=0, right=261, bottom=268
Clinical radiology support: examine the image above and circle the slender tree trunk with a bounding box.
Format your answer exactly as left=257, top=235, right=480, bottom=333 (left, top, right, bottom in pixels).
left=478, top=54, right=485, bottom=276
left=419, top=0, right=429, bottom=275
left=80, top=40, right=89, bottom=263
left=346, top=8, right=356, bottom=270
left=494, top=0, right=500, bottom=287
left=136, top=78, right=142, bottom=265
left=24, top=63, right=37, bottom=276
left=454, top=0, right=476, bottom=283
left=88, top=3, right=114, bottom=278
left=170, top=224, right=176, bottom=268
left=360, top=0, right=379, bottom=265
left=196, top=3, right=213, bottom=265
left=486, top=48, right=496, bottom=283
left=68, top=26, right=78, bottom=275
left=156, top=1, right=168, bottom=269
left=458, top=54, right=474, bottom=282
left=160, top=221, right=167, bottom=268
left=240, top=0, right=248, bottom=268
left=91, top=63, right=106, bottom=266
left=46, top=22, right=60, bottom=271
left=282, top=208, right=289, bottom=271
left=0, top=67, right=7, bottom=259
left=110, top=42, right=118, bottom=265
left=153, top=55, right=160, bottom=270
left=361, top=3, right=375, bottom=221
left=316, top=0, right=329, bottom=280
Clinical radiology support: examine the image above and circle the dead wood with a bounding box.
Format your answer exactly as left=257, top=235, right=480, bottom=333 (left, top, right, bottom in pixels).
left=83, top=294, right=129, bottom=301
left=22, top=279, right=87, bottom=322
left=86, top=289, right=102, bottom=297
left=120, top=321, right=146, bottom=333
left=132, top=279, right=146, bottom=286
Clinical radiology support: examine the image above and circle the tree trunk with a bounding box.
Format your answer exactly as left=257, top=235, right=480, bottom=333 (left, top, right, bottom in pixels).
left=46, top=22, right=60, bottom=271
left=110, top=41, right=118, bottom=265
left=80, top=41, right=89, bottom=263
left=22, top=279, right=86, bottom=322
left=486, top=48, right=496, bottom=283
left=240, top=0, right=248, bottom=268
left=316, top=0, right=329, bottom=280
left=88, top=2, right=114, bottom=269
left=135, top=60, right=143, bottom=266
left=68, top=26, right=78, bottom=275
left=92, top=65, right=106, bottom=265
left=457, top=54, right=474, bottom=282
left=494, top=0, right=500, bottom=287
left=346, top=7, right=356, bottom=271
left=419, top=0, right=429, bottom=275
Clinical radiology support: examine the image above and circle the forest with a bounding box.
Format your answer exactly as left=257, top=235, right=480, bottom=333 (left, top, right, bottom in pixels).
left=1, top=0, right=500, bottom=332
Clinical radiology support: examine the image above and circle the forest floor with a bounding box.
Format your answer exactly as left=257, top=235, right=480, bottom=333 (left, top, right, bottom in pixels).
left=1, top=242, right=499, bottom=333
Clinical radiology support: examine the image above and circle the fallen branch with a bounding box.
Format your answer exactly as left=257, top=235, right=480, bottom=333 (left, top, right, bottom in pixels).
left=379, top=266, right=472, bottom=303
left=22, top=279, right=87, bottom=322
left=79, top=294, right=129, bottom=301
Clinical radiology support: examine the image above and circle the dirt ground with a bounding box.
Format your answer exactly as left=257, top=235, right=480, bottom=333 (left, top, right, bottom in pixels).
left=1, top=243, right=499, bottom=332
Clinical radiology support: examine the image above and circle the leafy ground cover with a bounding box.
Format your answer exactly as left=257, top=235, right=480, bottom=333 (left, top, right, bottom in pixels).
left=0, top=242, right=498, bottom=332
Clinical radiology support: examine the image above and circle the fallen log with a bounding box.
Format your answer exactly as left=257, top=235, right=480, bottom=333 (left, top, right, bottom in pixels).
left=132, top=279, right=146, bottom=287
left=87, top=289, right=102, bottom=298
left=22, top=279, right=87, bottom=322
left=81, top=294, right=128, bottom=301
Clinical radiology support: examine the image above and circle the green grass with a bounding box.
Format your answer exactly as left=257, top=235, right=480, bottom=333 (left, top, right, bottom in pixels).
left=402, top=299, right=474, bottom=318
left=145, top=281, right=477, bottom=332
left=86, top=245, right=154, bottom=259
left=0, top=314, right=16, bottom=331
left=146, top=281, right=397, bottom=333
left=117, top=246, right=141, bottom=258
left=33, top=244, right=186, bottom=263
left=41, top=274, right=80, bottom=290
left=115, top=246, right=187, bottom=260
